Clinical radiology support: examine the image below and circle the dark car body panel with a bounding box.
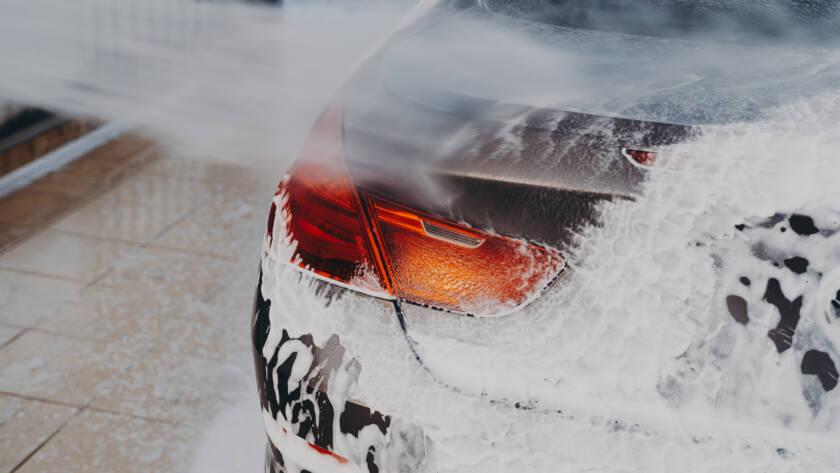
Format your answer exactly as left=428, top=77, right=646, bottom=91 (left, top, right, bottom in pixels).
left=343, top=87, right=693, bottom=249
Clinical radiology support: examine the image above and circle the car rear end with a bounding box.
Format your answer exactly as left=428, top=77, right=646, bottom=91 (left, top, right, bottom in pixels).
left=252, top=1, right=840, bottom=471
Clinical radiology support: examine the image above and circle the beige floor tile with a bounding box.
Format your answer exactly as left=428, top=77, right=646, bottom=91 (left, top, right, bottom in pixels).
left=145, top=154, right=275, bottom=203
left=91, top=344, right=248, bottom=425
left=150, top=188, right=266, bottom=260
left=0, top=394, right=78, bottom=473
left=33, top=285, right=181, bottom=356
left=15, top=409, right=199, bottom=473
left=223, top=175, right=277, bottom=206
left=104, top=170, right=225, bottom=215
left=159, top=302, right=252, bottom=363
left=0, top=331, right=133, bottom=406
left=99, top=247, right=235, bottom=305
left=203, top=248, right=261, bottom=305
left=0, top=189, right=81, bottom=227
left=144, top=155, right=252, bottom=185
left=0, top=231, right=135, bottom=283
left=205, top=265, right=260, bottom=312
left=52, top=193, right=185, bottom=244
left=0, top=269, right=83, bottom=327
left=0, top=324, right=22, bottom=346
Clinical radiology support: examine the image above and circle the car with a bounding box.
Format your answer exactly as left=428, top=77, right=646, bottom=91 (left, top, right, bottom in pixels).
left=251, top=1, right=840, bottom=471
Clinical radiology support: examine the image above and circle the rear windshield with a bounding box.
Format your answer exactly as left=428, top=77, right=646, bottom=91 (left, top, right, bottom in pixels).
left=483, top=0, right=840, bottom=44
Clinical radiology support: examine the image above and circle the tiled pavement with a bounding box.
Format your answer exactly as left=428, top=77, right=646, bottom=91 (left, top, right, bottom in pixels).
left=0, top=134, right=275, bottom=472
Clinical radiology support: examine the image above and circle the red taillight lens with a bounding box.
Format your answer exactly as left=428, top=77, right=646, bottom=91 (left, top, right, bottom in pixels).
left=272, top=108, right=565, bottom=315
left=276, top=108, right=389, bottom=296
left=622, top=147, right=658, bottom=167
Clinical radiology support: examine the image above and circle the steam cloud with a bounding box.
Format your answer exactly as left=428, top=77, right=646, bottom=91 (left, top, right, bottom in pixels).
left=0, top=0, right=415, bottom=172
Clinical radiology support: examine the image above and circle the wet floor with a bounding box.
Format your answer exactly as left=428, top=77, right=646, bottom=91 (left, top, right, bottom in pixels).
left=0, top=134, right=273, bottom=472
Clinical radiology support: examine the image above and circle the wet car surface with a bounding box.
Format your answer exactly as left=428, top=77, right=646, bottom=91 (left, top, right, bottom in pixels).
left=252, top=1, right=840, bottom=472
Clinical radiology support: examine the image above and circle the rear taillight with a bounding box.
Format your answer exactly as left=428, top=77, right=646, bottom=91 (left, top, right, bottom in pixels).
left=271, top=108, right=565, bottom=315
left=274, top=108, right=389, bottom=296
left=369, top=198, right=563, bottom=314
left=622, top=146, right=683, bottom=170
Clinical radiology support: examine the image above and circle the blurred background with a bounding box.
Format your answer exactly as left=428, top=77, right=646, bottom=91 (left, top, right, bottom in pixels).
left=0, top=1, right=414, bottom=471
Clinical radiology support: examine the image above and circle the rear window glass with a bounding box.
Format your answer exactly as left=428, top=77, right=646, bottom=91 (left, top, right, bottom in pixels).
left=482, top=0, right=840, bottom=44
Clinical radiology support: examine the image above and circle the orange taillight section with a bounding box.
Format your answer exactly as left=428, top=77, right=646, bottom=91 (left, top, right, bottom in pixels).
left=368, top=198, right=565, bottom=315
left=273, top=108, right=565, bottom=315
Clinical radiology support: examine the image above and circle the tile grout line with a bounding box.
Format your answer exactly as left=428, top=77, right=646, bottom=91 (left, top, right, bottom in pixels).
left=16, top=327, right=106, bottom=343
left=80, top=268, right=114, bottom=292
left=8, top=410, right=79, bottom=473
left=85, top=406, right=187, bottom=426
left=0, top=390, right=86, bottom=410
left=44, top=228, right=243, bottom=262
left=137, top=183, right=234, bottom=250
left=144, top=243, right=238, bottom=262
left=0, top=329, right=27, bottom=352
left=0, top=266, right=84, bottom=283
left=49, top=229, right=153, bottom=247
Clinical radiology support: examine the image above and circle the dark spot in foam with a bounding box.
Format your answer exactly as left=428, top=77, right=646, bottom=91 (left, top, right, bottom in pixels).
left=270, top=443, right=285, bottom=467
left=267, top=202, right=277, bottom=243
left=789, top=214, right=819, bottom=236
left=726, top=295, right=749, bottom=325
left=801, top=350, right=839, bottom=391
left=783, top=256, right=809, bottom=275
left=763, top=278, right=803, bottom=353
left=252, top=271, right=272, bottom=411
left=759, top=213, right=787, bottom=229
left=340, top=401, right=390, bottom=437
left=740, top=277, right=751, bottom=286
left=780, top=227, right=787, bottom=233
left=832, top=290, right=840, bottom=320
left=314, top=391, right=335, bottom=448
left=366, top=446, right=379, bottom=473
left=750, top=242, right=776, bottom=263
left=735, top=223, right=747, bottom=232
